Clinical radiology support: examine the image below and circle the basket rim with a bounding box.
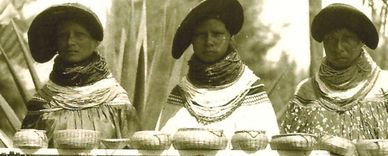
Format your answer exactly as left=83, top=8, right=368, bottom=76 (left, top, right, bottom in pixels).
left=357, top=139, right=388, bottom=143
left=15, top=144, right=47, bottom=148
left=234, top=130, right=266, bottom=134
left=133, top=130, right=170, bottom=136
left=177, top=128, right=223, bottom=132
left=54, top=129, right=100, bottom=133
left=321, top=136, right=353, bottom=144
left=17, top=129, right=46, bottom=132
left=101, top=138, right=131, bottom=142
left=271, top=133, right=316, bottom=139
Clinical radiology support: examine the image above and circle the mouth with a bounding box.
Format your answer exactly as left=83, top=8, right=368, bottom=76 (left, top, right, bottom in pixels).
left=205, top=48, right=217, bottom=53
left=336, top=57, right=347, bottom=61
left=66, top=50, right=79, bottom=54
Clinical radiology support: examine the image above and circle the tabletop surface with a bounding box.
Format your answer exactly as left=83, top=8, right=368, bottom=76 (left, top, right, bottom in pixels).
left=0, top=148, right=337, bottom=156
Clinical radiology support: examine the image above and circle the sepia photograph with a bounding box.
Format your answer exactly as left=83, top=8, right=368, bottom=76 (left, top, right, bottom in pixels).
left=0, top=0, right=387, bottom=155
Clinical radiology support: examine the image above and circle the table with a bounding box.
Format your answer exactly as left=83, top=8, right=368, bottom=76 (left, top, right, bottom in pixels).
left=0, top=148, right=337, bottom=156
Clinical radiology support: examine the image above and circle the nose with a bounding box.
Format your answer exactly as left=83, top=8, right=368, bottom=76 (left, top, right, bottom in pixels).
left=66, top=33, right=76, bottom=46
left=336, top=38, right=347, bottom=55
left=337, top=38, right=345, bottom=51
left=205, top=33, right=216, bottom=46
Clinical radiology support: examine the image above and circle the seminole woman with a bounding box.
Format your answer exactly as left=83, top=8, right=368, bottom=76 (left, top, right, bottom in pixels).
left=21, top=3, right=140, bottom=147
left=157, top=0, right=279, bottom=144
left=281, top=3, right=388, bottom=140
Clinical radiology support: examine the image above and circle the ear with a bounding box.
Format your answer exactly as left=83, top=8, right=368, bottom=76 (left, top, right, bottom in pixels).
left=360, top=44, right=367, bottom=52
left=229, top=36, right=237, bottom=50
left=93, top=40, right=100, bottom=49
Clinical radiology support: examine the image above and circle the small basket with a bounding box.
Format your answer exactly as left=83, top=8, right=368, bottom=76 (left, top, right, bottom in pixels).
left=101, top=138, right=131, bottom=149
left=356, top=139, right=388, bottom=156
left=172, top=128, right=227, bottom=150
left=231, top=130, right=268, bottom=150
left=13, top=129, right=48, bottom=149
left=270, top=133, right=317, bottom=151
left=319, top=135, right=356, bottom=156
left=130, top=131, right=171, bottom=150
left=53, top=129, right=100, bottom=149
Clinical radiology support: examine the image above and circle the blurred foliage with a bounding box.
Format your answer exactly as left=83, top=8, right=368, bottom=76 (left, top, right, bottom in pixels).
left=234, top=0, right=303, bottom=124
left=0, top=21, right=31, bottom=140
left=0, top=0, right=303, bottom=135
left=371, top=36, right=388, bottom=69
left=363, top=0, right=388, bottom=70
left=102, top=0, right=302, bottom=129
left=0, top=0, right=308, bottom=145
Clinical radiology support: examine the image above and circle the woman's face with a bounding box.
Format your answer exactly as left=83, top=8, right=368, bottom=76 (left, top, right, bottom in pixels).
left=323, top=28, right=363, bottom=70
left=56, top=21, right=98, bottom=63
left=192, top=18, right=231, bottom=63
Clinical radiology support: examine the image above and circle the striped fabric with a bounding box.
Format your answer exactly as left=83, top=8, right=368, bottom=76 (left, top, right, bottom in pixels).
left=166, top=79, right=270, bottom=125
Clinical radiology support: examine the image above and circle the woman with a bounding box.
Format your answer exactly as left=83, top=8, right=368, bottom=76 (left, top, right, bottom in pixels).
left=158, top=0, right=279, bottom=145
left=281, top=3, right=388, bottom=140
left=21, top=3, right=140, bottom=146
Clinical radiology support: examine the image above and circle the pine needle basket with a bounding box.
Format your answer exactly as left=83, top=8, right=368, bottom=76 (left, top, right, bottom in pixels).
left=130, top=131, right=171, bottom=150
left=356, top=139, right=388, bottom=156
left=231, top=130, right=268, bottom=150
left=13, top=129, right=48, bottom=149
left=172, top=128, right=227, bottom=150
left=270, top=133, right=317, bottom=151
left=101, top=138, right=131, bottom=149
left=319, top=135, right=356, bottom=156
left=53, top=129, right=100, bottom=149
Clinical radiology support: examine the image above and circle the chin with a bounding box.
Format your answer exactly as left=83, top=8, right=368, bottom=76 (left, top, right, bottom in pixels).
left=63, top=58, right=82, bottom=63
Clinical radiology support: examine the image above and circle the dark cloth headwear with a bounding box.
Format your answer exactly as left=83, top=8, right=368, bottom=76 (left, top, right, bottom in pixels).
left=28, top=3, right=103, bottom=63
left=311, top=3, right=379, bottom=49
left=172, top=0, right=243, bottom=59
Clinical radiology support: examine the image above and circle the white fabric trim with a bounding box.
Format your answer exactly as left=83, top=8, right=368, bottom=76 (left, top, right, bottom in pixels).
left=40, top=74, right=130, bottom=110
left=178, top=66, right=259, bottom=107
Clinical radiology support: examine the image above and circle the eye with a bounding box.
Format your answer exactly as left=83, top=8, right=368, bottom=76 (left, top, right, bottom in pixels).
left=75, top=31, right=88, bottom=39
left=213, top=32, right=226, bottom=39
left=324, top=36, right=338, bottom=45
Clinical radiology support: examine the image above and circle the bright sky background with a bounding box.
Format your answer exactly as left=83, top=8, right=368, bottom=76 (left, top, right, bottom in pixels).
left=260, top=0, right=370, bottom=72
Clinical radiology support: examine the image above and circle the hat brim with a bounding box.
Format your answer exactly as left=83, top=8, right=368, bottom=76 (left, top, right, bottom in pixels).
left=172, top=0, right=243, bottom=59
left=311, top=3, right=378, bottom=49
left=28, top=3, right=103, bottom=63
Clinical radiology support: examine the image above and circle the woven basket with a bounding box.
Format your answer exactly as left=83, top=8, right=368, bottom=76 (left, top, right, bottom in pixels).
left=13, top=129, right=48, bottom=148
left=101, top=138, right=131, bottom=149
left=356, top=139, right=388, bottom=156
left=173, top=128, right=227, bottom=150
left=53, top=129, right=100, bottom=149
left=319, top=135, right=356, bottom=156
left=270, top=133, right=317, bottom=151
left=231, top=130, right=268, bottom=150
left=130, top=131, right=171, bottom=150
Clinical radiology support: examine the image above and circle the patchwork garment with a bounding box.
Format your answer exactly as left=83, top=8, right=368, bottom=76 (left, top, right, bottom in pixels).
left=281, top=51, right=388, bottom=141
left=22, top=54, right=140, bottom=147
left=158, top=65, right=279, bottom=141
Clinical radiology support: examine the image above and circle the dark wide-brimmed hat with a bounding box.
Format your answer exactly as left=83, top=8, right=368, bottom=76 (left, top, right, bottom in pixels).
left=171, top=0, right=243, bottom=59
left=28, top=3, right=103, bottom=63
left=311, top=3, right=378, bottom=49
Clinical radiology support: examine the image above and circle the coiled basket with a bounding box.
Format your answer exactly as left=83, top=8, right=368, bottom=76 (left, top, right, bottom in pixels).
left=53, top=129, right=100, bottom=149
left=172, top=128, right=227, bottom=150
left=231, top=130, right=268, bottom=150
